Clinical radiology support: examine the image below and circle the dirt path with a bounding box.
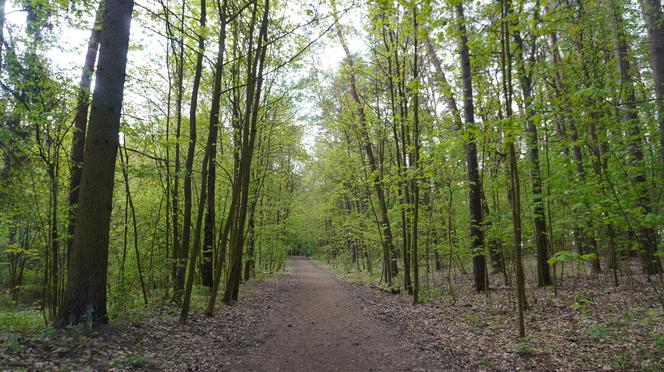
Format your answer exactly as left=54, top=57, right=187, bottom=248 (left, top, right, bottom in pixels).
left=232, top=256, right=439, bottom=371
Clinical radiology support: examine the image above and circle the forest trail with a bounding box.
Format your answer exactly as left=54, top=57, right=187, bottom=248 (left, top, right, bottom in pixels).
left=237, top=256, right=436, bottom=371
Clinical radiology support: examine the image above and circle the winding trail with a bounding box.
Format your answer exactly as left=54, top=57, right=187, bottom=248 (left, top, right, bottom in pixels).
left=238, top=256, right=432, bottom=371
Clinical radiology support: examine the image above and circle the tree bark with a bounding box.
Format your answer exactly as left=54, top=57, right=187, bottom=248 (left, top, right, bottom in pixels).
left=411, top=4, right=420, bottom=304
left=57, top=0, right=134, bottom=327
left=201, top=0, right=229, bottom=288
left=511, top=2, right=552, bottom=286
left=640, top=0, right=664, bottom=179
left=0, top=0, right=5, bottom=70
left=224, top=0, right=270, bottom=303
left=610, top=0, right=662, bottom=274
left=66, top=2, right=103, bottom=269
left=176, top=0, right=207, bottom=301
left=456, top=2, right=487, bottom=292
left=333, top=0, right=399, bottom=284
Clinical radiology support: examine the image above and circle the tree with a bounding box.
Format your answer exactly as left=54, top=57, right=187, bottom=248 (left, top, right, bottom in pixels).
left=456, top=1, right=488, bottom=292
left=57, top=0, right=135, bottom=326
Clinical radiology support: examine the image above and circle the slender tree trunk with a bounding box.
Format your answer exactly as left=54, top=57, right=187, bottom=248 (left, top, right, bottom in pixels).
left=224, top=0, right=269, bottom=303
left=201, top=0, right=228, bottom=288
left=244, top=202, right=257, bottom=281
left=509, top=141, right=526, bottom=338
left=333, top=0, right=399, bottom=283
left=384, top=22, right=404, bottom=288
left=120, top=147, right=148, bottom=305
left=0, top=0, right=5, bottom=69
left=511, top=2, right=552, bottom=286
left=206, top=24, right=241, bottom=313
left=47, top=163, right=59, bottom=319
left=170, top=0, right=185, bottom=296
left=549, top=31, right=601, bottom=272
left=640, top=0, right=664, bottom=179
left=457, top=2, right=487, bottom=291
left=176, top=0, right=207, bottom=301
left=610, top=0, right=662, bottom=274
left=411, top=4, right=420, bottom=304
left=501, top=1, right=527, bottom=334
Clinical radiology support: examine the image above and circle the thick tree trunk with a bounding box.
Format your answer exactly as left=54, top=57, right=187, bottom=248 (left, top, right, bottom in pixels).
left=66, top=3, right=103, bottom=269
left=57, top=0, right=134, bottom=327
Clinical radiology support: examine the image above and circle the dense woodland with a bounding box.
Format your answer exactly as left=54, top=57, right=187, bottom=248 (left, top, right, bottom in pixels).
left=1, top=0, right=664, bottom=368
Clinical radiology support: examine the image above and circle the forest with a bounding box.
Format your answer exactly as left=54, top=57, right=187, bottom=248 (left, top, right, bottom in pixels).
left=0, top=0, right=663, bottom=369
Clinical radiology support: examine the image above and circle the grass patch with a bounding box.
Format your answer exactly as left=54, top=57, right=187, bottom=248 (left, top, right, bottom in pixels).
left=515, top=338, right=536, bottom=356
left=124, top=353, right=150, bottom=368
left=0, top=309, right=44, bottom=334
left=653, top=335, right=664, bottom=352
left=425, top=287, right=445, bottom=301
left=108, top=352, right=151, bottom=369
left=582, top=323, right=616, bottom=340
left=478, top=359, right=494, bottom=368
left=611, top=354, right=632, bottom=369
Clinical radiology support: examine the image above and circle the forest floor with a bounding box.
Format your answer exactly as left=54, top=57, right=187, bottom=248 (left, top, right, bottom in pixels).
left=328, top=257, right=664, bottom=371
left=1, top=256, right=663, bottom=371
left=1, top=256, right=462, bottom=371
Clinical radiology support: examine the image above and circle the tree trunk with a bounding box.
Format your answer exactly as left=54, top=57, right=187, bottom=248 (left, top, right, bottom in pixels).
left=333, top=0, right=399, bottom=284
left=511, top=4, right=552, bottom=286
left=244, top=203, right=256, bottom=281
left=549, top=31, right=601, bottom=272
left=224, top=0, right=269, bottom=304
left=640, top=0, right=664, bottom=179
left=201, top=0, right=228, bottom=288
left=120, top=147, right=148, bottom=305
left=610, top=0, right=662, bottom=274
left=0, top=0, right=5, bottom=69
left=57, top=0, right=134, bottom=327
left=176, top=0, right=207, bottom=301
left=170, top=0, right=185, bottom=296
left=457, top=2, right=487, bottom=292
left=501, top=0, right=527, bottom=334
left=66, top=3, right=103, bottom=270
left=411, top=4, right=420, bottom=304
